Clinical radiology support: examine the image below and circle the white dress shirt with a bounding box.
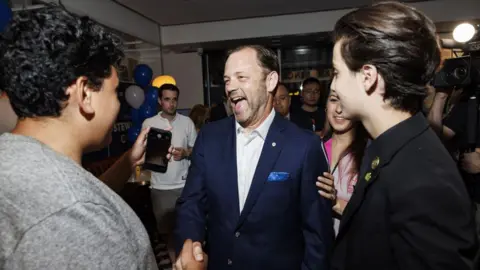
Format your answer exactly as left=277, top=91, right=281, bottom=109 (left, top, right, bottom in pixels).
left=236, top=109, right=276, bottom=212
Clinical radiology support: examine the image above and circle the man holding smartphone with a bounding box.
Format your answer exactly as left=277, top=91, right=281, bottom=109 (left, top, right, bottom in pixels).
left=0, top=5, right=157, bottom=269
left=142, top=83, right=197, bottom=266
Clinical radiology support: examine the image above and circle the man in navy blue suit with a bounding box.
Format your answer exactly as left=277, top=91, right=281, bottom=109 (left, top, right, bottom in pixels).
left=175, top=45, right=333, bottom=270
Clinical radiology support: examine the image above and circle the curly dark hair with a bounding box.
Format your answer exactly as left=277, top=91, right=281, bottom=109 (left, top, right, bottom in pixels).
left=333, top=1, right=440, bottom=114
left=0, top=5, right=124, bottom=118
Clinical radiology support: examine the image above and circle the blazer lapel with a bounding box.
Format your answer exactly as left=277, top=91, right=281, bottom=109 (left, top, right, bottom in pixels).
left=224, top=118, right=240, bottom=220
left=236, top=114, right=287, bottom=229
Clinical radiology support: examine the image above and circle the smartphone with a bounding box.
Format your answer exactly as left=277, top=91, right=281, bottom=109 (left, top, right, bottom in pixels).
left=144, top=127, right=172, bottom=173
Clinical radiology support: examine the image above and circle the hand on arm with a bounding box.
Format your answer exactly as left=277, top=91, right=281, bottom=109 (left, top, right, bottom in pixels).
left=316, top=172, right=346, bottom=215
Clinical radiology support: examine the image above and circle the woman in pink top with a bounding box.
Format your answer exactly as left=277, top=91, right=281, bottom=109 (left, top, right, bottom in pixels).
left=316, top=90, right=368, bottom=235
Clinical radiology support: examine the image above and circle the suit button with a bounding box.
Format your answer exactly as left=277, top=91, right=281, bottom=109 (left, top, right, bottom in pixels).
left=235, top=231, right=240, bottom=237
left=227, top=259, right=233, bottom=265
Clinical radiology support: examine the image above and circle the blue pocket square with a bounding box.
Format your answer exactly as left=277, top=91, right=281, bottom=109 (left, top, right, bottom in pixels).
left=267, top=172, right=290, bottom=182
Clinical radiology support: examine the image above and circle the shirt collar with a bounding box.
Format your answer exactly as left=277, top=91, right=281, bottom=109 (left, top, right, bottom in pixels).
left=361, top=112, right=429, bottom=174
left=236, top=108, right=276, bottom=140
left=158, top=111, right=177, bottom=122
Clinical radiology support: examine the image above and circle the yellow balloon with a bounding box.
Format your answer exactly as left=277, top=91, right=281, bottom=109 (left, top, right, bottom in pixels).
left=152, top=75, right=176, bottom=88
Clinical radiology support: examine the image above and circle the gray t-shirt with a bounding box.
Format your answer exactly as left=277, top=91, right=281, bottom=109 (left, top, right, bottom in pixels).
left=0, top=133, right=158, bottom=270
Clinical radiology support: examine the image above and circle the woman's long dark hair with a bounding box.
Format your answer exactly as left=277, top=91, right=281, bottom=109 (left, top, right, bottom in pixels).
left=323, top=116, right=369, bottom=178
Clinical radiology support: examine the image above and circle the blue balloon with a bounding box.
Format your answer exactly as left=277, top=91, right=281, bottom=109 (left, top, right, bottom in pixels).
left=145, top=86, right=159, bottom=107
left=127, top=125, right=141, bottom=143
left=131, top=108, right=142, bottom=126
left=139, top=103, right=156, bottom=121
left=133, top=64, right=153, bottom=88
left=0, top=0, right=12, bottom=33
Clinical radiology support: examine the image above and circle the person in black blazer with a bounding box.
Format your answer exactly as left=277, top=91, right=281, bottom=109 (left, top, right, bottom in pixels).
left=323, top=2, right=478, bottom=269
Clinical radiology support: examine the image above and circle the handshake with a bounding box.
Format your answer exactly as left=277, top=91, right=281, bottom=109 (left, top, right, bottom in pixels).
left=174, top=239, right=207, bottom=270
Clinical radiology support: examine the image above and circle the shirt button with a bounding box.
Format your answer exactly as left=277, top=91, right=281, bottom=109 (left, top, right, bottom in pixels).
left=235, top=231, right=240, bottom=237
left=227, top=259, right=233, bottom=265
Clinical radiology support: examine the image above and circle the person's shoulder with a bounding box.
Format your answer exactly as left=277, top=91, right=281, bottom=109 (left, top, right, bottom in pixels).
left=284, top=118, right=318, bottom=140
left=142, top=114, right=160, bottom=124
left=281, top=119, right=323, bottom=154
left=176, top=113, right=195, bottom=126
left=6, top=201, right=154, bottom=270
left=384, top=129, right=463, bottom=189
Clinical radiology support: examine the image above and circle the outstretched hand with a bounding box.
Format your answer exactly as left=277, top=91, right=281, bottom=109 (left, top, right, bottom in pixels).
left=175, top=239, right=207, bottom=270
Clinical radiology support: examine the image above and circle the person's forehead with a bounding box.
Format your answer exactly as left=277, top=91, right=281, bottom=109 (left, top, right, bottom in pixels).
left=225, top=48, right=260, bottom=72
left=162, top=89, right=178, bottom=97
left=303, top=82, right=320, bottom=89
left=276, top=85, right=289, bottom=95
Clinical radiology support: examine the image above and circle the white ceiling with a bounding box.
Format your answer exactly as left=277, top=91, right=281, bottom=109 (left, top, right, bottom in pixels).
left=114, top=0, right=430, bottom=26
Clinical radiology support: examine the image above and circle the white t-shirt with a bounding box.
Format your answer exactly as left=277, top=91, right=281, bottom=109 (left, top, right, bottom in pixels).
left=142, top=112, right=197, bottom=190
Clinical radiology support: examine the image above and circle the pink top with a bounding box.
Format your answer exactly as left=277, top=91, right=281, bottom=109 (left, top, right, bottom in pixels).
left=324, top=138, right=358, bottom=235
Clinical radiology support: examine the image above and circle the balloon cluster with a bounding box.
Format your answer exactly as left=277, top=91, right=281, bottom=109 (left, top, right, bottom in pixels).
left=125, top=64, right=176, bottom=143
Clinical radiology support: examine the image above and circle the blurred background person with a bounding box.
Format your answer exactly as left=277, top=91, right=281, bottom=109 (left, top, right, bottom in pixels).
left=209, top=93, right=232, bottom=122
left=142, top=83, right=197, bottom=267
left=273, top=82, right=291, bottom=119
left=189, top=104, right=210, bottom=133
left=291, top=77, right=326, bottom=136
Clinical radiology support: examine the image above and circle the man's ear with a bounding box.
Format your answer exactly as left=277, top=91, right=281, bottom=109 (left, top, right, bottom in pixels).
left=266, top=71, right=279, bottom=94
left=360, top=64, right=379, bottom=94
left=71, top=76, right=95, bottom=115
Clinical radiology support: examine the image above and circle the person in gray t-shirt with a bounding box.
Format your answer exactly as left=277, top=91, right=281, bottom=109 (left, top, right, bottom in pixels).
left=0, top=5, right=157, bottom=270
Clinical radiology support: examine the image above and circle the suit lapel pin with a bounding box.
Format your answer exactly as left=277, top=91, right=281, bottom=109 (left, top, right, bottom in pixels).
left=371, top=156, right=380, bottom=170
left=365, top=172, right=372, bottom=182
left=272, top=142, right=276, bottom=147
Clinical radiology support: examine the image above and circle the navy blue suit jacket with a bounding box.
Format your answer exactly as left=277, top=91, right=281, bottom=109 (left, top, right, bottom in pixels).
left=175, top=113, right=333, bottom=270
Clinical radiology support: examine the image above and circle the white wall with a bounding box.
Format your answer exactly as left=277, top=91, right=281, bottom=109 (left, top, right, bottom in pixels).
left=161, top=0, right=480, bottom=46
left=162, top=52, right=204, bottom=109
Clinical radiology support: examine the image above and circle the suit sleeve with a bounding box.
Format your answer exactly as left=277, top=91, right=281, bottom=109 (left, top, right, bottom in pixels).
left=174, top=128, right=208, bottom=255
left=301, top=135, right=334, bottom=270
left=390, top=172, right=478, bottom=270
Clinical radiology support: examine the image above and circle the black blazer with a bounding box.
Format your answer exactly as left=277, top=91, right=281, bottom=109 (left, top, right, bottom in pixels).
left=331, top=113, right=478, bottom=270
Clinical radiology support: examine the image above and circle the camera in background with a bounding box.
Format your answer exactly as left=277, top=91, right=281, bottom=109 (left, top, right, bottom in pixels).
left=433, top=23, right=480, bottom=92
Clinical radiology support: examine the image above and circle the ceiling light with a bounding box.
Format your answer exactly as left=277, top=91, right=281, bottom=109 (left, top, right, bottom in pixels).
left=452, top=23, right=476, bottom=43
